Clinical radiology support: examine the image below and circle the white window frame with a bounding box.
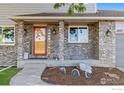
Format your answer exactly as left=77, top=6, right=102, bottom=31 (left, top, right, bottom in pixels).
left=116, top=22, right=124, bottom=34
left=0, top=25, right=15, bottom=46
left=68, top=26, right=89, bottom=43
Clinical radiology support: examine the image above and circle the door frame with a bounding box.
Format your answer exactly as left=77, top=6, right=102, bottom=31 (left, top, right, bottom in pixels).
left=32, top=26, right=47, bottom=56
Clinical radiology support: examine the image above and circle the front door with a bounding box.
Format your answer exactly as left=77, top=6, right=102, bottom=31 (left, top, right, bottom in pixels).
left=33, top=26, right=47, bottom=56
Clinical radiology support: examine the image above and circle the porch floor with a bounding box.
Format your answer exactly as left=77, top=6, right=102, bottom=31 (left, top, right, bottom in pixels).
left=19, top=59, right=115, bottom=68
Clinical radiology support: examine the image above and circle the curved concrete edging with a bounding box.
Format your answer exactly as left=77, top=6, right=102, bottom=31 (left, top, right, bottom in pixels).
left=10, top=63, right=51, bottom=85
left=0, top=65, right=13, bottom=72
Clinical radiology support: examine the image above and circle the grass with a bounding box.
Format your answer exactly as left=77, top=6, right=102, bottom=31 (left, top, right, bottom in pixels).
left=0, top=67, right=3, bottom=70
left=0, top=67, right=20, bottom=85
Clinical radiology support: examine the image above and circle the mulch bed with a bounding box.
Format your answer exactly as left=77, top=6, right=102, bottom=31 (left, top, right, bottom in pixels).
left=41, top=66, right=124, bottom=85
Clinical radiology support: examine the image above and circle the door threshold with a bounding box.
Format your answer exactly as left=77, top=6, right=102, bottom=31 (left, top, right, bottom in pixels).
left=28, top=55, right=48, bottom=59
left=29, top=58, right=48, bottom=59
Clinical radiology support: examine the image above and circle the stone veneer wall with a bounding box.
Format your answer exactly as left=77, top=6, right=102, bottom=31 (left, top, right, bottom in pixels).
left=48, top=24, right=59, bottom=59
left=0, top=46, right=17, bottom=66
left=22, top=24, right=57, bottom=59
left=0, top=22, right=99, bottom=66
left=91, top=23, right=99, bottom=59
left=0, top=23, right=33, bottom=66
left=0, top=20, right=116, bottom=66
left=64, top=23, right=99, bottom=60
left=20, top=21, right=115, bottom=63
left=99, top=20, right=116, bottom=64
left=22, top=24, right=60, bottom=59
left=23, top=24, right=33, bottom=55
left=0, top=25, right=18, bottom=66
left=19, top=24, right=57, bottom=59
left=19, top=22, right=99, bottom=61
left=49, top=23, right=99, bottom=60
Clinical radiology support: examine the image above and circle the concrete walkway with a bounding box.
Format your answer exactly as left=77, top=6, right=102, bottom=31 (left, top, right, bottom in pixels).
left=117, top=67, right=124, bottom=72
left=10, top=63, right=50, bottom=85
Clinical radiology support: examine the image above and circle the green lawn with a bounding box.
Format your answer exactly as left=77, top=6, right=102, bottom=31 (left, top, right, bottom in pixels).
left=0, top=67, right=3, bottom=70
left=0, top=67, right=20, bottom=85
left=0, top=34, right=3, bottom=44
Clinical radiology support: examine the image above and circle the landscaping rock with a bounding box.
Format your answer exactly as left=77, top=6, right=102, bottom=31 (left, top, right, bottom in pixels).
left=79, top=63, right=92, bottom=78
left=59, top=67, right=66, bottom=75
left=71, top=68, right=80, bottom=78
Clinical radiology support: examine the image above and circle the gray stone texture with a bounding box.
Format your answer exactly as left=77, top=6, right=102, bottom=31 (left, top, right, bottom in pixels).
left=90, top=23, right=99, bottom=59
left=64, top=23, right=99, bottom=60
left=0, top=46, right=17, bottom=66
left=0, top=25, right=18, bottom=66
left=23, top=24, right=33, bottom=56
left=19, top=23, right=100, bottom=60
left=58, top=21, right=64, bottom=60
left=49, top=24, right=59, bottom=59
left=0, top=21, right=116, bottom=66
left=17, top=21, right=25, bottom=61
left=99, top=20, right=116, bottom=65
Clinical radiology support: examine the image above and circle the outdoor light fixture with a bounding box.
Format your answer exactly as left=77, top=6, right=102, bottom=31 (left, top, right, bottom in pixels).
left=105, top=29, right=112, bottom=37
left=24, top=28, right=28, bottom=36
left=52, top=28, right=56, bottom=35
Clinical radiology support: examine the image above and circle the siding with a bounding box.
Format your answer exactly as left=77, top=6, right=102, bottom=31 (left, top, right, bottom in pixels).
left=116, top=22, right=124, bottom=67
left=116, top=34, right=124, bottom=67
left=0, top=3, right=96, bottom=25
left=116, top=22, right=124, bottom=31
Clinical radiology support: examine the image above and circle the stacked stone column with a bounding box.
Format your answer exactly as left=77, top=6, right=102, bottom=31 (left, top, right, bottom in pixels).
left=17, top=21, right=24, bottom=61
left=99, top=20, right=116, bottom=65
left=58, top=20, right=64, bottom=60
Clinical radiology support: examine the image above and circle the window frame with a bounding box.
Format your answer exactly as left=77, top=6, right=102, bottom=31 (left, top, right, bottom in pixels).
left=116, top=22, right=124, bottom=34
left=68, top=25, right=89, bottom=43
left=0, top=25, right=15, bottom=46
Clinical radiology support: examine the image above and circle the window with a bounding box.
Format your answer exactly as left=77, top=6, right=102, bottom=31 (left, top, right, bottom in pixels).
left=68, top=26, right=88, bottom=43
left=117, top=29, right=124, bottom=33
left=0, top=26, right=15, bottom=45
left=116, top=22, right=124, bottom=33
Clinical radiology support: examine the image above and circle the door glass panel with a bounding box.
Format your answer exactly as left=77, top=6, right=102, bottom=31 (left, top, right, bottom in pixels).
left=34, top=27, right=46, bottom=55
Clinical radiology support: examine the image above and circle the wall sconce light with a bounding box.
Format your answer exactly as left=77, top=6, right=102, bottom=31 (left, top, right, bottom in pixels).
left=24, top=28, right=27, bottom=36
left=105, top=29, right=112, bottom=37
left=52, top=28, right=56, bottom=35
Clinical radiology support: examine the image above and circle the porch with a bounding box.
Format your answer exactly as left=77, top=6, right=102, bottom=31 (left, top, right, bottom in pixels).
left=11, top=13, right=116, bottom=68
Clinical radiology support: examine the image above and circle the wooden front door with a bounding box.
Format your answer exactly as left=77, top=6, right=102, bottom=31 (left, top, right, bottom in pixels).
left=33, top=26, right=47, bottom=56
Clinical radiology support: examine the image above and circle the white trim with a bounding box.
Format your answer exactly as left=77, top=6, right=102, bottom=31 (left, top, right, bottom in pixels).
left=94, top=3, right=97, bottom=13
left=10, top=16, right=124, bottom=20
left=0, top=44, right=15, bottom=46
left=68, top=25, right=89, bottom=43
left=115, top=21, right=124, bottom=34
left=0, top=26, right=15, bottom=46
left=0, top=25, right=15, bottom=27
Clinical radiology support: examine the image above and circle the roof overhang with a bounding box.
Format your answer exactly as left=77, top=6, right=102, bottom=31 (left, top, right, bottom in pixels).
left=10, top=16, right=124, bottom=21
